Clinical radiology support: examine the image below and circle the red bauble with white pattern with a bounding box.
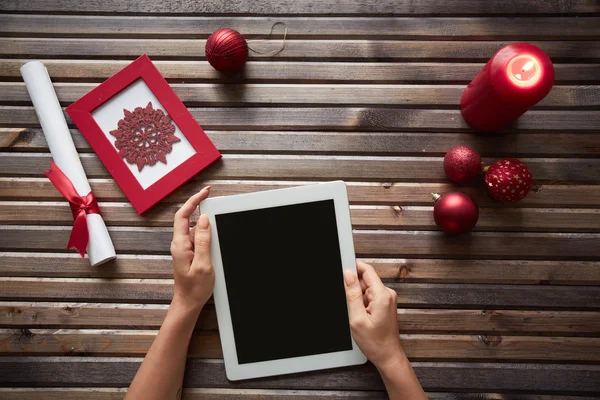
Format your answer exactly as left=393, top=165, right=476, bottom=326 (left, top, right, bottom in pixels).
left=485, top=158, right=533, bottom=203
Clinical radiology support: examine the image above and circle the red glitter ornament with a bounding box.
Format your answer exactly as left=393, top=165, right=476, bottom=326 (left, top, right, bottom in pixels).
left=110, top=102, right=180, bottom=172
left=444, top=145, right=482, bottom=183
left=205, top=28, right=248, bottom=72
left=432, top=192, right=479, bottom=234
left=485, top=158, right=533, bottom=203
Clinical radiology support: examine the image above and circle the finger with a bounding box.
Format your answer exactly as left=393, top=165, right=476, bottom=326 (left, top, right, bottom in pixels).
left=357, top=260, right=386, bottom=294
left=363, top=293, right=370, bottom=307
left=192, top=214, right=212, bottom=269
left=359, top=277, right=367, bottom=292
left=189, top=225, right=197, bottom=244
left=387, top=288, right=399, bottom=307
left=364, top=288, right=374, bottom=306
left=343, top=270, right=368, bottom=324
left=173, top=186, right=210, bottom=242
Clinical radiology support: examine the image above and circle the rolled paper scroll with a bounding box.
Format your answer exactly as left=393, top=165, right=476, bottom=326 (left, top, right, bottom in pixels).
left=20, top=61, right=116, bottom=266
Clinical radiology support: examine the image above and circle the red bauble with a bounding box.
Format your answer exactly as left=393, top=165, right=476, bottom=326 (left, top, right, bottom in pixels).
left=485, top=158, right=533, bottom=203
left=433, top=192, right=479, bottom=234
left=205, top=28, right=248, bottom=72
left=443, top=145, right=482, bottom=183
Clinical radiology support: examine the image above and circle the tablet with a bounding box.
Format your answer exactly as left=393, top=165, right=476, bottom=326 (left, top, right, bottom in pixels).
left=200, top=181, right=366, bottom=381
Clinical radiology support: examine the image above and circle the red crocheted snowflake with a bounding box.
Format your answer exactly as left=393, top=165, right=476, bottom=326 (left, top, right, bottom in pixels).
left=110, top=102, right=181, bottom=172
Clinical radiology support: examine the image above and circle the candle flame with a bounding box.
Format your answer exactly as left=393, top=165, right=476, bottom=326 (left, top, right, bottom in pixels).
left=507, top=55, right=541, bottom=88
left=522, top=61, right=534, bottom=73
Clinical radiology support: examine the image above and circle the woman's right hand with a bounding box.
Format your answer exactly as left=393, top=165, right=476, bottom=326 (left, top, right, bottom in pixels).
left=170, top=186, right=215, bottom=314
left=343, top=260, right=404, bottom=370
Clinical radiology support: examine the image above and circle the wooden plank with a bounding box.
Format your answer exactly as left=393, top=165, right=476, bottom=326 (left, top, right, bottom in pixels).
left=0, top=302, right=218, bottom=331
left=0, top=278, right=175, bottom=303
left=1, top=279, right=598, bottom=309
left=0, top=388, right=593, bottom=400
left=2, top=226, right=600, bottom=260
left=3, top=82, right=598, bottom=109
left=3, top=106, right=598, bottom=132
left=2, top=302, right=599, bottom=336
left=1, top=15, right=598, bottom=40
left=0, top=253, right=175, bottom=279
left=396, top=309, right=600, bottom=336
left=2, top=253, right=599, bottom=285
left=2, top=153, right=600, bottom=184
left=392, top=284, right=600, bottom=310
left=0, top=388, right=385, bottom=400
left=369, top=259, right=600, bottom=285
left=4, top=128, right=600, bottom=158
left=2, top=39, right=599, bottom=62
left=1, top=60, right=599, bottom=85
left=2, top=330, right=599, bottom=362
left=2, top=202, right=599, bottom=233
left=0, top=329, right=223, bottom=358
left=1, top=179, right=599, bottom=209
left=1, top=357, right=599, bottom=393
left=1, top=0, right=597, bottom=15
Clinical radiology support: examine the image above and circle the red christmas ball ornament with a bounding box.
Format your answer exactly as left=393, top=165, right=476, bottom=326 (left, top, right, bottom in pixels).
left=484, top=158, right=533, bottom=203
left=443, top=145, right=482, bottom=183
left=205, top=28, right=248, bottom=72
left=432, top=192, right=479, bottom=234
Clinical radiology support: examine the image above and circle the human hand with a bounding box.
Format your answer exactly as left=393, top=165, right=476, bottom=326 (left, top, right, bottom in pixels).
left=344, top=260, right=404, bottom=370
left=170, top=186, right=215, bottom=314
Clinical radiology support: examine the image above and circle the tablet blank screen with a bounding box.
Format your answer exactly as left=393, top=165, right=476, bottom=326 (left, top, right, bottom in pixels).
left=215, top=199, right=353, bottom=364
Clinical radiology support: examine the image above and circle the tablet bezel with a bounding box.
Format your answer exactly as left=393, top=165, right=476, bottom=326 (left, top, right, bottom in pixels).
left=200, top=181, right=367, bottom=381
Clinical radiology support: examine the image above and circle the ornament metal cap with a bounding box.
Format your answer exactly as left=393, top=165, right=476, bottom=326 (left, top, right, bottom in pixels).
left=431, top=193, right=441, bottom=202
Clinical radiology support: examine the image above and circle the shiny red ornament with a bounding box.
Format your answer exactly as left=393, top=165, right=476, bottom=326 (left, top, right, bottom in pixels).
left=443, top=145, right=482, bottom=183
left=485, top=158, right=533, bottom=203
left=205, top=28, right=248, bottom=72
left=433, top=192, right=479, bottom=234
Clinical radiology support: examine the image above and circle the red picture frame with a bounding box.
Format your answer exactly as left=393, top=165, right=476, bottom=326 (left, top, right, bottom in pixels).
left=67, top=54, right=221, bottom=214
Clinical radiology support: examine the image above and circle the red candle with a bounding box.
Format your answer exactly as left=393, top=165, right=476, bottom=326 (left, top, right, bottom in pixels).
left=460, top=43, right=554, bottom=132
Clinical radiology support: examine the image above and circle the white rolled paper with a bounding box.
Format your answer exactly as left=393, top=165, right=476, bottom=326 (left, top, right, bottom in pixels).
left=20, top=61, right=116, bottom=266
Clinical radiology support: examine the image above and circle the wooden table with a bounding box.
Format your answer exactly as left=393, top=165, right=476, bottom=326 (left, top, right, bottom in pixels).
left=1, top=1, right=600, bottom=398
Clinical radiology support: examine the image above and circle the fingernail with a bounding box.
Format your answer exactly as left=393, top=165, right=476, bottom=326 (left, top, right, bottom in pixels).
left=344, top=270, right=356, bottom=286
left=197, top=214, right=209, bottom=230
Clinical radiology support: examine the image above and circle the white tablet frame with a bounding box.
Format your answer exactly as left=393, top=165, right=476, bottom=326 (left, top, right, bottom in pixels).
left=200, top=181, right=367, bottom=381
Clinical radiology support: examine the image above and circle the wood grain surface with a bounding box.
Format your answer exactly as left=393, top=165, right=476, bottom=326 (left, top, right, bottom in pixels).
left=1, top=16, right=599, bottom=40
left=1, top=2, right=599, bottom=397
left=1, top=60, right=599, bottom=84
left=2, top=254, right=599, bottom=285
left=1, top=357, right=600, bottom=393
left=3, top=82, right=599, bottom=109
left=3, top=106, right=599, bottom=132
left=2, top=40, right=600, bottom=62
left=3, top=330, right=600, bottom=362
left=0, top=388, right=596, bottom=400
left=2, top=279, right=599, bottom=310
left=1, top=0, right=598, bottom=15
left=2, top=153, right=600, bottom=183
left=3, top=303, right=600, bottom=336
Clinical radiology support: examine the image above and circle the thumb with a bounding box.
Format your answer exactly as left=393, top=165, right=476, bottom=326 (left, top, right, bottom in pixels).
left=344, top=270, right=367, bottom=323
left=193, top=214, right=212, bottom=268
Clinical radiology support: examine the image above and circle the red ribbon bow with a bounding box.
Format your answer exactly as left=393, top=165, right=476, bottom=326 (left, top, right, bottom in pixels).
left=44, top=161, right=101, bottom=257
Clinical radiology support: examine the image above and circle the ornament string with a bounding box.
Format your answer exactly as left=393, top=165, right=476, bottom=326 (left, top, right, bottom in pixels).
left=44, top=161, right=102, bottom=257
left=248, top=22, right=288, bottom=56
